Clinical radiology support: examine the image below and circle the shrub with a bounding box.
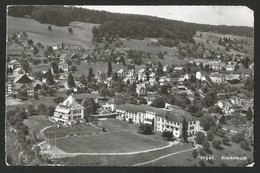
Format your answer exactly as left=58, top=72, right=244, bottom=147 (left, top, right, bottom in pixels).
left=192, top=150, right=198, bottom=158
left=199, top=160, right=206, bottom=167
left=162, top=131, right=173, bottom=141
left=138, top=124, right=153, bottom=134
left=202, top=141, right=210, bottom=153
left=37, top=103, right=47, bottom=113
left=231, top=132, right=245, bottom=143
left=53, top=96, right=64, bottom=104
left=206, top=130, right=214, bottom=141
left=222, top=136, right=230, bottom=145
left=212, top=137, right=222, bottom=149
left=195, top=132, right=206, bottom=145
left=240, top=140, right=250, bottom=151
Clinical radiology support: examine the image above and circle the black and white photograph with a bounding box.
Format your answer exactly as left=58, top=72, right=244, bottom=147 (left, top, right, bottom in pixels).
left=5, top=5, right=254, bottom=167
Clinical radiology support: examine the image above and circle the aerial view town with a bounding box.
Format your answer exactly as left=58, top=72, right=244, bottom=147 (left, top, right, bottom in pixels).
left=5, top=5, right=254, bottom=166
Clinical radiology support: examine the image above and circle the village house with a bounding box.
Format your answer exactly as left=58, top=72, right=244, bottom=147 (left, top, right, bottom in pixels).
left=216, top=100, right=234, bottom=116
left=159, top=76, right=170, bottom=86
left=59, top=54, right=68, bottom=62
left=210, top=113, right=225, bottom=124
left=8, top=59, right=21, bottom=70
left=96, top=71, right=106, bottom=83
left=126, top=59, right=134, bottom=66
left=225, top=74, right=240, bottom=84
left=173, top=67, right=184, bottom=73
left=13, top=68, right=25, bottom=76
left=209, top=72, right=225, bottom=84
left=124, top=69, right=136, bottom=84
left=117, top=69, right=125, bottom=79
left=226, top=62, right=235, bottom=71
left=230, top=96, right=242, bottom=107
left=116, top=104, right=202, bottom=137
left=104, top=77, right=113, bottom=87
left=137, top=68, right=146, bottom=81
left=58, top=61, right=69, bottom=72
left=61, top=43, right=83, bottom=50
left=136, top=83, right=146, bottom=96
left=52, top=94, right=85, bottom=125
left=101, top=96, right=126, bottom=112
left=163, top=65, right=171, bottom=72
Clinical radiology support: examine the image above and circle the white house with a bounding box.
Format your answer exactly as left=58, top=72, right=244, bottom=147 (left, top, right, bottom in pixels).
left=136, top=83, right=146, bottom=96
left=52, top=94, right=85, bottom=125
left=58, top=62, right=69, bottom=72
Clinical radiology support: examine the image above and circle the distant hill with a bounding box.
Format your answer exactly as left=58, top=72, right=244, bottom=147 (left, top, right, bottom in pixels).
left=8, top=5, right=253, bottom=43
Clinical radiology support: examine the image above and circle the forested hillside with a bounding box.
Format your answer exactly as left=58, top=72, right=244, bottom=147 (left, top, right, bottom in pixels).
left=8, top=5, right=253, bottom=43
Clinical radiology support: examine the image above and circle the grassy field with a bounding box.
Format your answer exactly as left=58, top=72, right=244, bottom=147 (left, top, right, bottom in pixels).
left=7, top=16, right=98, bottom=48
left=194, top=31, right=254, bottom=58
left=50, top=130, right=168, bottom=153
left=44, top=124, right=101, bottom=139
left=5, top=130, right=20, bottom=165
left=23, top=115, right=54, bottom=138
left=55, top=143, right=192, bottom=166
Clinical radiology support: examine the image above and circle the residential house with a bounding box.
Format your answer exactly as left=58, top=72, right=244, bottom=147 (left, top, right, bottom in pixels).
left=124, top=69, right=136, bottom=84
left=8, top=59, right=21, bottom=70
left=159, top=76, right=170, bottom=86
left=126, top=59, right=134, bottom=66
left=136, top=84, right=146, bottom=96
left=137, top=68, right=146, bottom=81
left=117, top=69, right=125, bottom=79
left=149, top=72, right=156, bottom=81
left=101, top=96, right=126, bottom=112
left=226, top=62, right=235, bottom=71
left=210, top=113, right=225, bottom=124
left=96, top=71, right=106, bottom=83
left=59, top=54, right=68, bottom=62
left=13, top=68, right=25, bottom=76
left=209, top=72, right=225, bottom=84
left=173, top=67, right=184, bottom=73
left=225, top=74, right=240, bottom=84
left=216, top=100, right=234, bottom=115
left=230, top=96, right=242, bottom=107
left=58, top=61, right=69, bottom=72
left=51, top=94, right=85, bottom=125
left=163, top=65, right=170, bottom=72
left=116, top=104, right=202, bottom=137
left=13, top=74, right=33, bottom=84
left=104, top=77, right=113, bottom=87
left=12, top=83, right=34, bottom=96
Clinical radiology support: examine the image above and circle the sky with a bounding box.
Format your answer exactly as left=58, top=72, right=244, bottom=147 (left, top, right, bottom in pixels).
left=79, top=6, right=254, bottom=27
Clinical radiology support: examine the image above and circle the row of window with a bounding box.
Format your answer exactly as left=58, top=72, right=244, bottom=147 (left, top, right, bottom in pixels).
left=73, top=110, right=82, bottom=114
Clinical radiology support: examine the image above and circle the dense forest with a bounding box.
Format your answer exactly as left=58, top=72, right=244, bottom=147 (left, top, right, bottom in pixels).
left=8, top=5, right=254, bottom=42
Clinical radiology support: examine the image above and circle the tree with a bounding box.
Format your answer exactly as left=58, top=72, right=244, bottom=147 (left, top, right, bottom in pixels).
left=68, top=27, right=73, bottom=34
left=138, top=97, right=148, bottom=104
left=162, top=131, right=173, bottom=141
left=107, top=61, right=112, bottom=77
left=182, top=118, right=188, bottom=143
left=244, top=77, right=254, bottom=92
left=158, top=85, right=169, bottom=95
left=138, top=124, right=153, bottom=134
left=71, top=65, right=77, bottom=73
left=67, top=73, right=75, bottom=88
left=244, top=57, right=250, bottom=69
left=28, top=39, right=33, bottom=46
left=48, top=25, right=52, bottom=31
left=199, top=160, right=206, bottom=167
left=27, top=105, right=38, bottom=116
left=20, top=59, right=30, bottom=73
left=202, top=141, right=210, bottom=153
left=151, top=97, right=165, bottom=108
left=200, top=114, right=216, bottom=131
left=195, top=132, right=206, bottom=145
left=53, top=96, right=64, bottom=104
left=212, top=137, right=222, bottom=149
left=33, top=46, right=39, bottom=56
left=87, top=67, right=94, bottom=82
left=33, top=92, right=39, bottom=100
left=46, top=105, right=55, bottom=116
left=112, top=72, right=118, bottom=81
left=81, top=98, right=97, bottom=116
left=240, top=140, right=250, bottom=151
left=192, top=150, right=198, bottom=158
left=51, top=62, right=59, bottom=74
left=46, top=69, right=54, bottom=86
left=37, top=103, right=47, bottom=113
left=231, top=132, right=245, bottom=143
left=222, top=136, right=230, bottom=145
left=79, top=74, right=87, bottom=86
left=206, top=130, right=214, bottom=141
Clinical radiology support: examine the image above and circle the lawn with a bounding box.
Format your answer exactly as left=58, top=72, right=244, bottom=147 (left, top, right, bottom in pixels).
left=55, top=143, right=193, bottom=166
left=50, top=130, right=168, bottom=153
left=23, top=115, right=54, bottom=138
left=8, top=16, right=97, bottom=48
left=44, top=124, right=101, bottom=139
left=96, top=118, right=138, bottom=132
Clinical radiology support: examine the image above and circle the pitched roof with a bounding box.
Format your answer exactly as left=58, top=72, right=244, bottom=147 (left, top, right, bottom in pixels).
left=9, top=59, right=20, bottom=64
left=13, top=74, right=32, bottom=83
left=57, top=94, right=84, bottom=111
left=116, top=103, right=195, bottom=122
left=59, top=54, right=67, bottom=60
left=174, top=67, right=184, bottom=71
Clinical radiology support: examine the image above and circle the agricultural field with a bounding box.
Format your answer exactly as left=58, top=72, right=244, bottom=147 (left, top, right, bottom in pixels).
left=7, top=16, right=98, bottom=48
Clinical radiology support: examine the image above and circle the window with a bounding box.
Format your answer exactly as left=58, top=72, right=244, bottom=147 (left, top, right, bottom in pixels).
left=189, top=126, right=194, bottom=130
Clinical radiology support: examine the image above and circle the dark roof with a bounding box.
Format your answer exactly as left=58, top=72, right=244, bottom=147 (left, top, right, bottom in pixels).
left=116, top=103, right=195, bottom=123
left=108, top=95, right=126, bottom=104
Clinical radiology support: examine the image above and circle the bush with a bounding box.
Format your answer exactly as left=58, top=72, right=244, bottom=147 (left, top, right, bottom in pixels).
left=53, top=96, right=64, bottom=104
left=195, top=132, right=206, bottom=145
left=202, top=141, right=210, bottom=153
left=37, top=103, right=47, bottom=113
left=222, top=136, right=230, bottom=145
left=46, top=105, right=55, bottom=117
left=27, top=105, right=38, bottom=116
left=206, top=130, right=214, bottom=141
left=162, top=131, right=173, bottom=141
left=199, top=160, right=206, bottom=167
left=192, top=150, right=198, bottom=158
left=231, top=132, right=245, bottom=143
left=212, top=137, right=222, bottom=149
left=138, top=123, right=153, bottom=134
left=240, top=140, right=250, bottom=151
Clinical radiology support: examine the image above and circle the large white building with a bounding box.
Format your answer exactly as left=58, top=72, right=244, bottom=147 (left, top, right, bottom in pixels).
left=52, top=94, right=85, bottom=125
left=116, top=104, right=202, bottom=137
